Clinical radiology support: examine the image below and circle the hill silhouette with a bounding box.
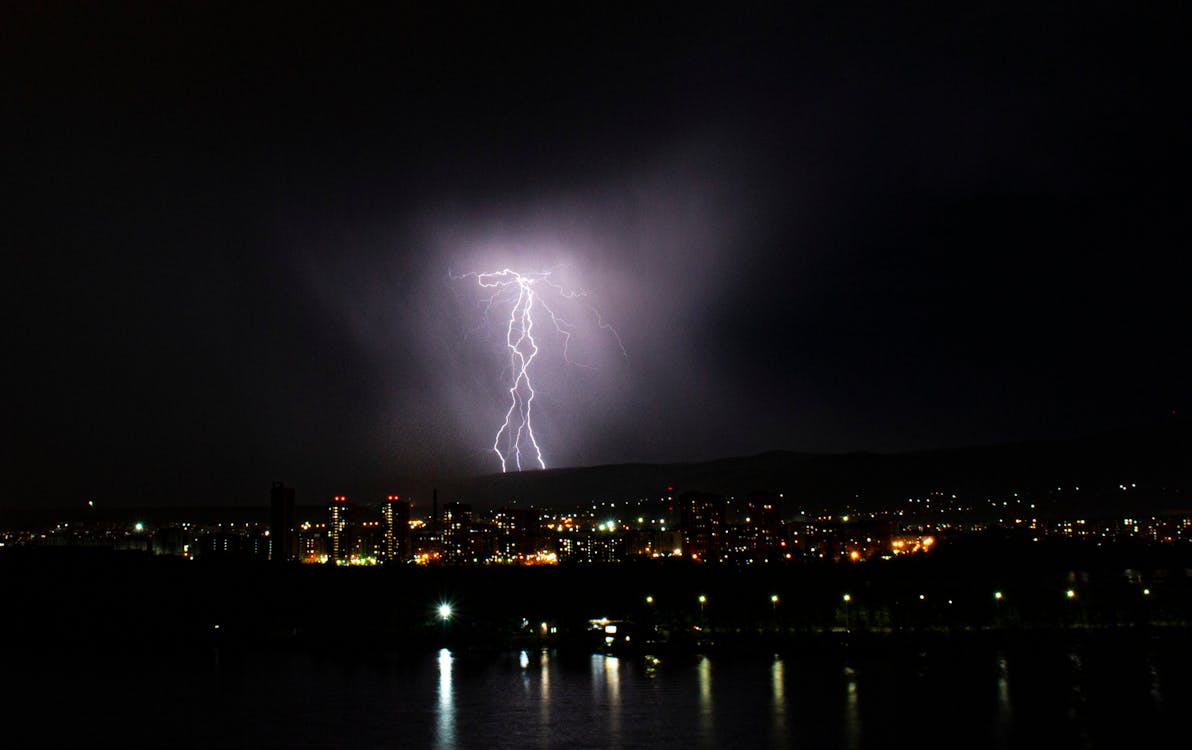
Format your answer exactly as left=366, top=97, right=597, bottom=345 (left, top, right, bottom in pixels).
left=437, top=418, right=1190, bottom=516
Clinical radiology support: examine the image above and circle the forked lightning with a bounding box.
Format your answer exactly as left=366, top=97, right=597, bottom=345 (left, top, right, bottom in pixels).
left=453, top=268, right=626, bottom=472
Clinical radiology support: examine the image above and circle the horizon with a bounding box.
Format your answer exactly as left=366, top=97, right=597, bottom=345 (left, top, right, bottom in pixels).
left=3, top=415, right=1185, bottom=513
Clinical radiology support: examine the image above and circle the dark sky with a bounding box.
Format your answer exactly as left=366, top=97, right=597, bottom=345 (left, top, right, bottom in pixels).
left=4, top=3, right=1188, bottom=506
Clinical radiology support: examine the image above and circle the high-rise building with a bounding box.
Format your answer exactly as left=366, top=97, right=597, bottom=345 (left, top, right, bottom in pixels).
left=381, top=494, right=411, bottom=563
left=442, top=501, right=472, bottom=561
left=327, top=495, right=351, bottom=564
left=269, top=481, right=297, bottom=563
left=746, top=491, right=784, bottom=554
left=680, top=492, right=726, bottom=562
left=495, top=506, right=536, bottom=558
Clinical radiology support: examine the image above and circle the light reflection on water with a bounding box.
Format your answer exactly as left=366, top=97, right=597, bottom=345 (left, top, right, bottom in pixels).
left=697, top=655, right=714, bottom=749
left=843, top=665, right=860, bottom=750
left=436, top=647, right=454, bottom=750
left=995, top=651, right=1012, bottom=750
left=771, top=656, right=787, bottom=744
left=607, top=655, right=622, bottom=738
left=1147, top=651, right=1163, bottom=708
left=1067, top=648, right=1091, bottom=748
left=539, top=649, right=551, bottom=750
left=32, top=637, right=1186, bottom=749
left=410, top=643, right=1186, bottom=749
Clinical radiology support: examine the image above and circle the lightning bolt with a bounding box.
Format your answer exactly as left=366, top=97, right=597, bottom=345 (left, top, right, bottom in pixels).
left=453, top=268, right=626, bottom=472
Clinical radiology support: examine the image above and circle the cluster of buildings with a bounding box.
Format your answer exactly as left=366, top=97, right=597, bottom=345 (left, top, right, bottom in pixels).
left=1010, top=514, right=1192, bottom=543
left=4, top=481, right=1190, bottom=565
left=277, top=486, right=843, bottom=566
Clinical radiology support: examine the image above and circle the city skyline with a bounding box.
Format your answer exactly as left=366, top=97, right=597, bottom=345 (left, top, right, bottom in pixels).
left=7, top=476, right=1189, bottom=566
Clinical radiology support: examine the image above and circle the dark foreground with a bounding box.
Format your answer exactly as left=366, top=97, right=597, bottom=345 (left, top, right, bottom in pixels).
left=5, top=539, right=1192, bottom=748
left=4, top=534, right=1191, bottom=653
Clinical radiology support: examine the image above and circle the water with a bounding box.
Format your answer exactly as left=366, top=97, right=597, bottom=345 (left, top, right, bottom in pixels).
left=10, top=634, right=1191, bottom=748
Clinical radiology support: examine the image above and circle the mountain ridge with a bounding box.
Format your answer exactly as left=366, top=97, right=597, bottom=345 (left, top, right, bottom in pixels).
left=435, top=419, right=1190, bottom=513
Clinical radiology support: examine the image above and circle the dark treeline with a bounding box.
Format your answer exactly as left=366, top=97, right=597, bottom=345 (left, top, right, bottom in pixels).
left=4, top=532, right=1191, bottom=664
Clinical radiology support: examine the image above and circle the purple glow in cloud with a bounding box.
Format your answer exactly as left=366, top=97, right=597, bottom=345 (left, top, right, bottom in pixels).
left=453, top=267, right=627, bottom=472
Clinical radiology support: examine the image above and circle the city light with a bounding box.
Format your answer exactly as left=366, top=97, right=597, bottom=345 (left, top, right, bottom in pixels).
left=12, top=482, right=1192, bottom=573
left=438, top=603, right=454, bottom=621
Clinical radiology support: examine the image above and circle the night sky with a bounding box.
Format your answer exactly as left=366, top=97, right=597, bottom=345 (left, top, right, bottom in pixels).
left=5, top=4, right=1188, bottom=506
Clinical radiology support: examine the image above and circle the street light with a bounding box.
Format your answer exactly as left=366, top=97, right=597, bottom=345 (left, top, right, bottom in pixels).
left=437, top=601, right=454, bottom=642
left=842, top=593, right=851, bottom=631
left=645, top=595, right=654, bottom=605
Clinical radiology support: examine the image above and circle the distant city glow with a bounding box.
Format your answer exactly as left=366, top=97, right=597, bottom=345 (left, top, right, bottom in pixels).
left=9, top=491, right=1192, bottom=573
